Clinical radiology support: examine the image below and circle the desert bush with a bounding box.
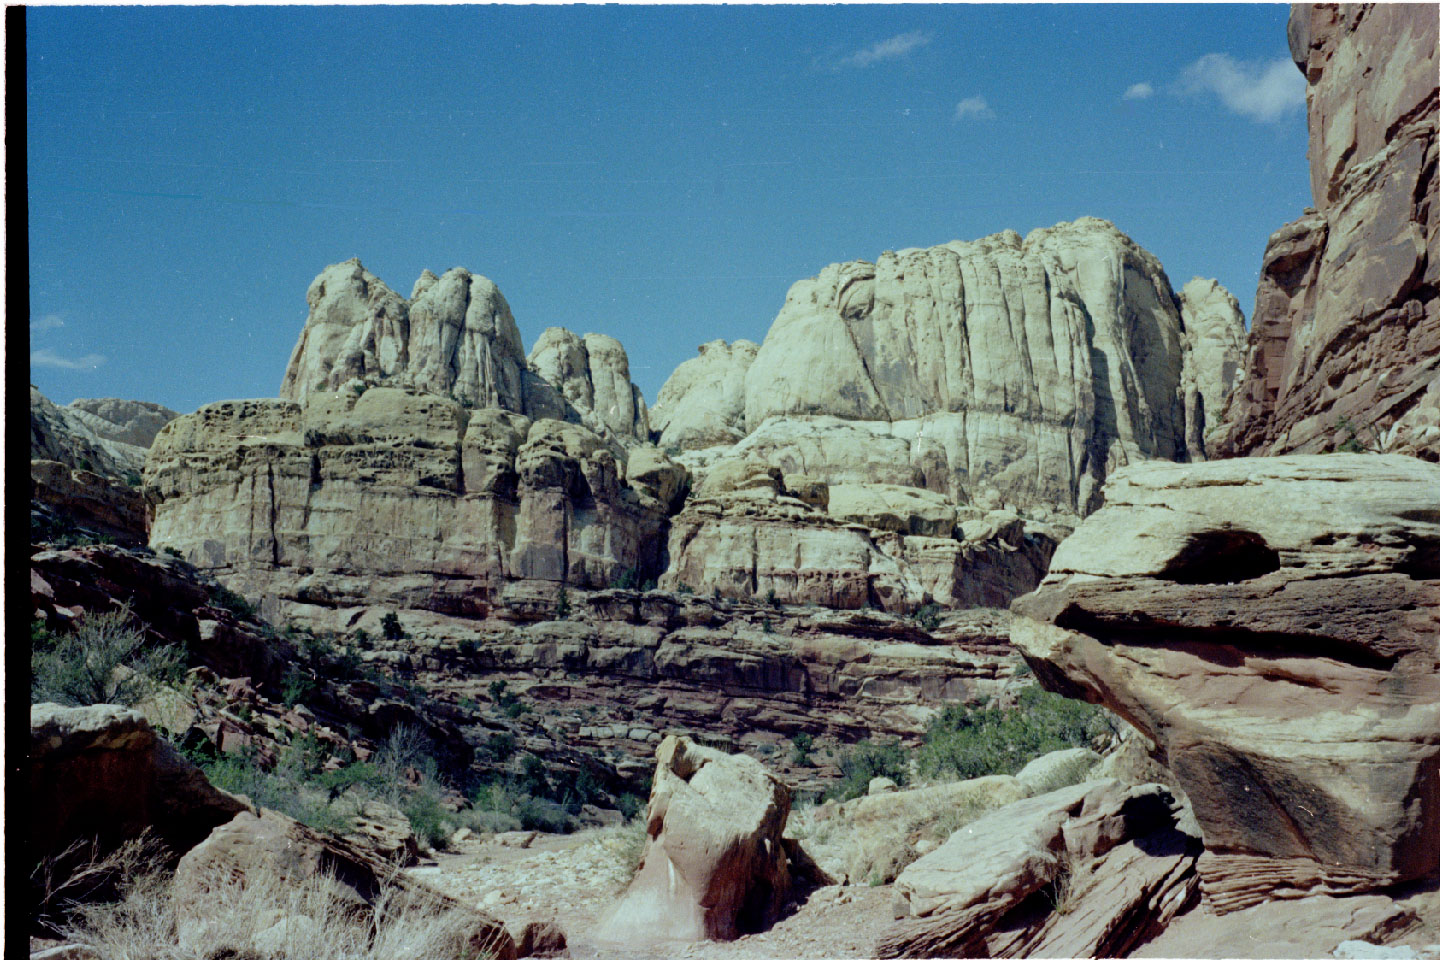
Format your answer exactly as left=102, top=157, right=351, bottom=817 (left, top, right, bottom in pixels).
left=790, top=732, right=815, bottom=767
left=380, top=611, right=407, bottom=641
left=210, top=583, right=257, bottom=619
left=910, top=603, right=942, bottom=632
left=554, top=588, right=572, bottom=619
left=31, top=831, right=168, bottom=938
left=916, top=686, right=1111, bottom=782
left=826, top=739, right=909, bottom=802
left=31, top=608, right=183, bottom=707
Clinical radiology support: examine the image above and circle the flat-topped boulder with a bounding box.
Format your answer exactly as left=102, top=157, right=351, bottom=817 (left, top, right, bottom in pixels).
left=1011, top=454, right=1440, bottom=911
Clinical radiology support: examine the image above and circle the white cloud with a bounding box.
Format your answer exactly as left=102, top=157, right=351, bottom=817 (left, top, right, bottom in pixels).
left=31, top=349, right=106, bottom=371
left=953, top=96, right=994, bottom=121
left=1179, top=53, right=1305, bottom=122
left=1123, top=82, right=1155, bottom=101
left=30, top=314, right=65, bottom=333
left=837, top=30, right=933, bottom=69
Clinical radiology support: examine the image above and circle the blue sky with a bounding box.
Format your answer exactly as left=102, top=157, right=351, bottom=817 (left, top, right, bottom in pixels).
left=27, top=4, right=1310, bottom=415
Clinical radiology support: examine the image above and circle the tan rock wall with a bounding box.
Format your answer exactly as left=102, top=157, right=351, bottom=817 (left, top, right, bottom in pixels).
left=146, top=388, right=675, bottom=607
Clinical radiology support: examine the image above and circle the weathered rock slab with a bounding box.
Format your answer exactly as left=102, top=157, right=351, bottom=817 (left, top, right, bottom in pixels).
left=1012, top=454, right=1440, bottom=910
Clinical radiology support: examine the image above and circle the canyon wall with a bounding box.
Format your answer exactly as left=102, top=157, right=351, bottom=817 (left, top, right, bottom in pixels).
left=1215, top=4, right=1438, bottom=459
left=654, top=218, right=1245, bottom=518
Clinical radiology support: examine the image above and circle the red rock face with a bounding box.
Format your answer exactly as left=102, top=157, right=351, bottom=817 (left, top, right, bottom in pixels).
left=1215, top=3, right=1439, bottom=459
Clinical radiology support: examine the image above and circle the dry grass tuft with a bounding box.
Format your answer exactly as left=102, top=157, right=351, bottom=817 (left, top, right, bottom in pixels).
left=49, top=841, right=505, bottom=959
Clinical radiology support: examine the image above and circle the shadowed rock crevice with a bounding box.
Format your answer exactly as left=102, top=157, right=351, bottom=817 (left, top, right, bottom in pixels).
left=1156, top=530, right=1281, bottom=585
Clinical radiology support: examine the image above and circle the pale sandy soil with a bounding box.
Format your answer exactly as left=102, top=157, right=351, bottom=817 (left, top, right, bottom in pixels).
left=409, top=830, right=896, bottom=959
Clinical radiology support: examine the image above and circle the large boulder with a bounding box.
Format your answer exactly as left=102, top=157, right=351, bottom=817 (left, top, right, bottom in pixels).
left=1011, top=454, right=1440, bottom=912
left=173, top=809, right=515, bottom=959
left=596, top=735, right=805, bottom=943
left=28, top=704, right=247, bottom=869
left=527, top=329, right=650, bottom=443
left=1216, top=4, right=1438, bottom=459
left=878, top=779, right=1200, bottom=958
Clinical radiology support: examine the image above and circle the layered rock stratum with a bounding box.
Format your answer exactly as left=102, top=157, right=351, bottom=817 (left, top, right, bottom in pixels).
left=1012, top=454, right=1440, bottom=912
left=31, top=385, right=180, bottom=544
left=1216, top=4, right=1439, bottom=459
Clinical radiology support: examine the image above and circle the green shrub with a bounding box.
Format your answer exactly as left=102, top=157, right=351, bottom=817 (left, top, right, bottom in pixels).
left=613, top=567, right=640, bottom=590
left=162, top=546, right=184, bottom=560
left=380, top=612, right=406, bottom=641
left=765, top=588, right=781, bottom=609
left=826, top=739, right=909, bottom=802
left=790, top=733, right=815, bottom=767
left=555, top=589, right=571, bottom=619
left=282, top=669, right=318, bottom=708
left=122, top=471, right=142, bottom=488
left=616, top=792, right=646, bottom=820
left=457, top=639, right=477, bottom=658
left=401, top=787, right=451, bottom=849
left=31, top=609, right=183, bottom=707
left=210, top=584, right=256, bottom=619
left=915, top=686, right=1110, bottom=782
left=518, top=796, right=570, bottom=832
left=910, top=603, right=942, bottom=632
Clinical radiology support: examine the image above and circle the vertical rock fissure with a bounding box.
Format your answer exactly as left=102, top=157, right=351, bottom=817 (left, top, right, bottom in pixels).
left=266, top=459, right=280, bottom=567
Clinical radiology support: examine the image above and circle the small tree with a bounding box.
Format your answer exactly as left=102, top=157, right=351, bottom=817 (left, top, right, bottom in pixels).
left=381, top=611, right=406, bottom=641
left=555, top=588, right=571, bottom=620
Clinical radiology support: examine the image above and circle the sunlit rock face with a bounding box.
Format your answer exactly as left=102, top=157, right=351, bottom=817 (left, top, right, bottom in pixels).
left=279, top=258, right=652, bottom=444
left=1215, top=4, right=1439, bottom=460
left=656, top=218, right=1243, bottom=520
left=145, top=387, right=677, bottom=608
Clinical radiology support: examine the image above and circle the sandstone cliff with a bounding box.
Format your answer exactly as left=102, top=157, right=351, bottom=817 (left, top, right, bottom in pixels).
left=145, top=386, right=678, bottom=609
left=656, top=218, right=1245, bottom=518
left=1216, top=4, right=1439, bottom=459
left=31, top=385, right=179, bottom=544
left=278, top=259, right=652, bottom=444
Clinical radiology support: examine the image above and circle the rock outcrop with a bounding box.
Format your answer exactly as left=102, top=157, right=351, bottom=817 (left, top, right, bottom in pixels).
left=31, top=459, right=149, bottom=545
left=878, top=779, right=1200, bottom=958
left=30, top=386, right=178, bottom=544
left=28, top=704, right=247, bottom=869
left=1011, top=455, right=1440, bottom=912
left=528, top=328, right=650, bottom=443
left=278, top=259, right=651, bottom=443
left=66, top=397, right=180, bottom=449
left=660, top=471, right=1061, bottom=610
left=31, top=386, right=179, bottom=480
left=597, top=735, right=806, bottom=943
left=145, top=387, right=675, bottom=606
left=656, top=218, right=1243, bottom=518
left=1216, top=4, right=1439, bottom=459
left=1178, top=277, right=1247, bottom=451
left=173, top=809, right=516, bottom=960
left=651, top=339, right=759, bottom=450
